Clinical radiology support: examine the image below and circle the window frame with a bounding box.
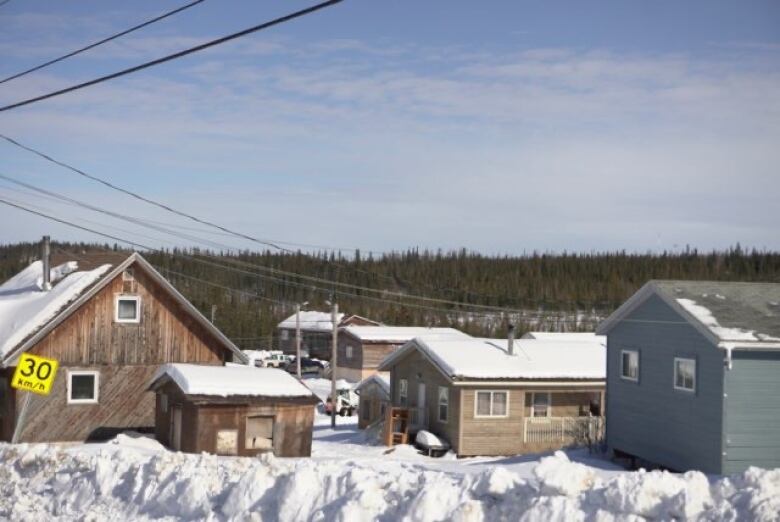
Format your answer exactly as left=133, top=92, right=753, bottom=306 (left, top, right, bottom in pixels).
left=437, top=386, right=449, bottom=423
left=673, top=357, right=696, bottom=393
left=345, top=345, right=354, bottom=360
left=531, top=391, right=551, bottom=418
left=474, top=390, right=510, bottom=419
left=114, top=295, right=141, bottom=324
left=67, top=370, right=100, bottom=405
left=398, top=378, right=408, bottom=406
left=280, top=329, right=289, bottom=341
left=620, top=350, right=639, bottom=382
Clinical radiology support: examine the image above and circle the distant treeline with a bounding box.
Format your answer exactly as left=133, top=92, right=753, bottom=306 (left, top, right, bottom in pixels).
left=2, top=241, right=778, bottom=348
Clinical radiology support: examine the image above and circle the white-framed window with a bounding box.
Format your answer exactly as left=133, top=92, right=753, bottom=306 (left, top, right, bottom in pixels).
left=398, top=378, right=408, bottom=406
left=531, top=392, right=551, bottom=417
left=345, top=345, right=354, bottom=359
left=67, top=370, right=99, bottom=404
left=621, top=350, right=639, bottom=382
left=280, top=330, right=289, bottom=341
left=474, top=390, right=509, bottom=418
left=674, top=357, right=696, bottom=392
left=438, top=386, right=449, bottom=423
left=115, top=295, right=141, bottom=323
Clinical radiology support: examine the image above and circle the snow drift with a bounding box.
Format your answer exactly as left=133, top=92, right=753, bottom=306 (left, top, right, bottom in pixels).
left=0, top=444, right=778, bottom=521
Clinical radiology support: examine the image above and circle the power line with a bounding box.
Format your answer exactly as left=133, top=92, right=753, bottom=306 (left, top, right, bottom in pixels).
left=0, top=0, right=343, bottom=112
left=0, top=0, right=206, bottom=85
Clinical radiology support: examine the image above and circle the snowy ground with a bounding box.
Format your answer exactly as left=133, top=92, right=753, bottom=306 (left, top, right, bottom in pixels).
left=1, top=379, right=778, bottom=520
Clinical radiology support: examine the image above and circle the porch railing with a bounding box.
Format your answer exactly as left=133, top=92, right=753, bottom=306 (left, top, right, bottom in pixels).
left=523, top=416, right=604, bottom=445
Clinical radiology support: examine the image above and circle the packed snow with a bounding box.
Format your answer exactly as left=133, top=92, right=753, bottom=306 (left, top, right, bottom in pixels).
left=382, top=336, right=605, bottom=380
left=676, top=298, right=780, bottom=343
left=341, top=325, right=469, bottom=343
left=0, top=260, right=112, bottom=360
left=277, top=311, right=344, bottom=332
left=2, top=417, right=779, bottom=521
left=151, top=364, right=317, bottom=398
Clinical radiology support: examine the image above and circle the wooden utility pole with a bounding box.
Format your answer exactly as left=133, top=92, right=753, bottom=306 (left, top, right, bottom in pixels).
left=295, top=303, right=302, bottom=378
left=330, top=301, right=339, bottom=429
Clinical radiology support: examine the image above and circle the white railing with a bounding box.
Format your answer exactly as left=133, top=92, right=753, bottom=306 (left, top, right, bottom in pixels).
left=523, top=416, right=604, bottom=444
left=409, top=407, right=427, bottom=431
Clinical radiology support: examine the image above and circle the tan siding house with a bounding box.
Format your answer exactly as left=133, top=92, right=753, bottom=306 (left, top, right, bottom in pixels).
left=378, top=336, right=606, bottom=457
left=0, top=251, right=245, bottom=443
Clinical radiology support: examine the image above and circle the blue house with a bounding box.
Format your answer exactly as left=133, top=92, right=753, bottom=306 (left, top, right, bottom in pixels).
left=597, top=280, right=780, bottom=475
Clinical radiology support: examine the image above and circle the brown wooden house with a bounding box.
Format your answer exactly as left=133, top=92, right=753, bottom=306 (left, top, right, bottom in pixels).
left=335, top=326, right=467, bottom=382
left=277, top=312, right=379, bottom=361
left=377, top=336, right=606, bottom=457
left=0, top=250, right=245, bottom=443
left=148, top=363, right=319, bottom=457
left=355, top=373, right=390, bottom=429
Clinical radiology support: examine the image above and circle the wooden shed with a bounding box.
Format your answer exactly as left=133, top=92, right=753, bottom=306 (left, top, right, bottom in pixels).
left=355, top=373, right=390, bottom=429
left=148, top=363, right=319, bottom=457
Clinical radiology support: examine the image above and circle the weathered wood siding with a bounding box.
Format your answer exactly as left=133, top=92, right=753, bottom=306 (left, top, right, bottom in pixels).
left=338, top=333, right=402, bottom=372
left=0, top=369, right=15, bottom=441
left=723, top=351, right=780, bottom=474
left=357, top=381, right=389, bottom=429
left=605, top=293, right=725, bottom=473
left=9, top=261, right=232, bottom=443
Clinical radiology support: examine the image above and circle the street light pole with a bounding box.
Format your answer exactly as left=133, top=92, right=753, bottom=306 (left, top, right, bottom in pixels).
left=295, top=303, right=302, bottom=378
left=330, top=301, right=339, bottom=429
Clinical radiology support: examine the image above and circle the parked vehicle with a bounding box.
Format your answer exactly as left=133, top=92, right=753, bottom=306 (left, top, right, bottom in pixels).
left=284, top=357, right=326, bottom=377
left=325, top=383, right=359, bottom=417
left=262, top=352, right=292, bottom=368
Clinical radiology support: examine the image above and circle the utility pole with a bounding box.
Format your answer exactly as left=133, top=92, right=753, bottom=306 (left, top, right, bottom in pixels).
left=330, top=300, right=338, bottom=429
left=295, top=303, right=302, bottom=378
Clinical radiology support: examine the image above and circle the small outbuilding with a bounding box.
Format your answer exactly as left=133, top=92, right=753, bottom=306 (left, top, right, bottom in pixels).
left=355, top=374, right=390, bottom=429
left=148, top=363, right=319, bottom=457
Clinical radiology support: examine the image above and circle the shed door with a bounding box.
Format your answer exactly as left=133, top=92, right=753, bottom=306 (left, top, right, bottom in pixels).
left=170, top=406, right=182, bottom=451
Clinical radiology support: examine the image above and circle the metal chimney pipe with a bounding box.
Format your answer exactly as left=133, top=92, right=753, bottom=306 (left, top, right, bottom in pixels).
left=41, top=235, right=51, bottom=291
left=507, top=323, right=515, bottom=356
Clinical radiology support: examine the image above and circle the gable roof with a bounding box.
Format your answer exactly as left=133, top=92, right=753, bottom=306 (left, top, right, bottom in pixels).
left=277, top=310, right=345, bottom=332
left=341, top=325, right=468, bottom=343
left=0, top=252, right=245, bottom=366
left=149, top=363, right=317, bottom=399
left=378, top=335, right=605, bottom=382
left=596, top=280, right=780, bottom=349
left=355, top=373, right=390, bottom=396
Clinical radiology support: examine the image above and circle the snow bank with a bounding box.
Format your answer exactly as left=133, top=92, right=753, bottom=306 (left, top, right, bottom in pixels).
left=1, top=443, right=779, bottom=521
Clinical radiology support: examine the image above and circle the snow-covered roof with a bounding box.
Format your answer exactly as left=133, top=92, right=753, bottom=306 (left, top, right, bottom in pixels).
left=278, top=311, right=345, bottom=332
left=597, top=280, right=780, bottom=348
left=151, top=363, right=318, bottom=398
left=342, top=326, right=469, bottom=343
left=355, top=373, right=390, bottom=396
left=379, top=336, right=605, bottom=381
left=522, top=332, right=606, bottom=346
left=0, top=260, right=112, bottom=360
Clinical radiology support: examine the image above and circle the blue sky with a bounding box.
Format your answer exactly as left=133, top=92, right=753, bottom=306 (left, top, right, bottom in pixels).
left=0, top=0, right=778, bottom=254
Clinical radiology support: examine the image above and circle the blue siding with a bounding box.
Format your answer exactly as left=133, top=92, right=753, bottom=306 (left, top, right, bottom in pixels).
left=723, top=351, right=780, bottom=474
left=606, top=294, right=725, bottom=474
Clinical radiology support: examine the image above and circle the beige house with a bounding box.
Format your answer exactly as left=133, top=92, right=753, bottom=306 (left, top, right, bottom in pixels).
left=377, top=336, right=606, bottom=457
left=335, top=326, right=468, bottom=382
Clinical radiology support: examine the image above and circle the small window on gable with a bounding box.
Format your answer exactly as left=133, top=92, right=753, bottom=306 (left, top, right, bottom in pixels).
left=281, top=330, right=290, bottom=341
left=68, top=371, right=99, bottom=404
left=621, top=350, right=639, bottom=382
left=115, top=295, right=140, bottom=323
left=346, top=345, right=354, bottom=359
left=398, top=378, right=408, bottom=406
left=674, top=358, right=696, bottom=392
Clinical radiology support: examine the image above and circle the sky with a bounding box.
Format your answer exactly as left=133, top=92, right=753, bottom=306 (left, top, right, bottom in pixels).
left=0, top=0, right=778, bottom=255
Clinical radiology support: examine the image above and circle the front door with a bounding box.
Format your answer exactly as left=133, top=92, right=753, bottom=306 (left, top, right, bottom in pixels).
left=170, top=406, right=182, bottom=450
left=417, top=382, right=426, bottom=409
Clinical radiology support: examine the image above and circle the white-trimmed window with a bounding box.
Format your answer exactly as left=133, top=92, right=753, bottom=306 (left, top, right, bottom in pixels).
left=280, top=330, right=289, bottom=341
left=345, top=345, right=354, bottom=359
left=674, top=358, right=696, bottom=392
left=475, top=390, right=509, bottom=418
left=532, top=392, right=551, bottom=417
left=438, top=386, right=449, bottom=423
left=398, top=378, right=408, bottom=406
left=621, top=350, right=639, bottom=382
left=67, top=370, right=99, bottom=404
left=115, top=295, right=141, bottom=323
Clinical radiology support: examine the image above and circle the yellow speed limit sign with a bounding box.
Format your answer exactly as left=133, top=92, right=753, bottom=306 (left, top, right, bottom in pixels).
left=11, top=353, right=59, bottom=396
